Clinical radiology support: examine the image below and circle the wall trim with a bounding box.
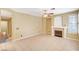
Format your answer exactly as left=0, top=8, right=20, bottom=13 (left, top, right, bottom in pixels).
left=12, top=33, right=42, bottom=42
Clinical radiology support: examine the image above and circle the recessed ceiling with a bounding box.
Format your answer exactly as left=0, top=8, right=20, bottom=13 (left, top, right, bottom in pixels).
left=11, top=8, right=78, bottom=17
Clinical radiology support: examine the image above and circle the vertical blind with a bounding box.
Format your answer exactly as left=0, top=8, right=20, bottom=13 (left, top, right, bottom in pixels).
left=68, top=14, right=78, bottom=33
left=54, top=16, right=62, bottom=27
left=78, top=12, right=79, bottom=34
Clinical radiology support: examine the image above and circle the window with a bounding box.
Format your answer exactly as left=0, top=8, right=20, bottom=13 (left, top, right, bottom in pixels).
left=54, top=16, right=62, bottom=27
left=78, top=12, right=79, bottom=34
left=68, top=14, right=77, bottom=33
left=78, top=23, right=79, bottom=34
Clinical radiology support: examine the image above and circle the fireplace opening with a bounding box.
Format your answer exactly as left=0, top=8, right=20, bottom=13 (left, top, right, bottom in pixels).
left=54, top=30, right=62, bottom=37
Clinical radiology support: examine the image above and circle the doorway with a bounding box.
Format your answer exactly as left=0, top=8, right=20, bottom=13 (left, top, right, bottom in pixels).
left=0, top=16, right=12, bottom=40
left=46, top=17, right=52, bottom=35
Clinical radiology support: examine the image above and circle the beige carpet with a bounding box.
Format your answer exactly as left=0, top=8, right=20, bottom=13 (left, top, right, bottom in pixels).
left=0, top=35, right=79, bottom=51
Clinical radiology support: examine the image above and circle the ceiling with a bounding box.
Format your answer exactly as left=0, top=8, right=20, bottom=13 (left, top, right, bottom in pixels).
left=11, top=8, right=78, bottom=17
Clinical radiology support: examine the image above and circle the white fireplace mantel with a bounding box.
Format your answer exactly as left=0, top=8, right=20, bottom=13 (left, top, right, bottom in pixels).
left=52, top=26, right=67, bottom=38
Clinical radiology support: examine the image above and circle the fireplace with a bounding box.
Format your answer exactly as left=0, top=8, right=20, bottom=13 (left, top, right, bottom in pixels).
left=53, top=28, right=64, bottom=37
left=54, top=30, right=62, bottom=37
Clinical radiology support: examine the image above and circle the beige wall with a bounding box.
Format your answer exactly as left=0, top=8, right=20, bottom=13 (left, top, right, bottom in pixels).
left=0, top=16, right=1, bottom=32
left=42, top=18, right=47, bottom=34
left=42, top=16, right=54, bottom=35
left=13, top=11, right=42, bottom=39
left=0, top=9, right=42, bottom=39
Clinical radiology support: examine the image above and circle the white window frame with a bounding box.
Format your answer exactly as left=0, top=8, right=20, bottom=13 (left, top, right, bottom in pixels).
left=54, top=16, right=62, bottom=27
left=68, top=14, right=78, bottom=34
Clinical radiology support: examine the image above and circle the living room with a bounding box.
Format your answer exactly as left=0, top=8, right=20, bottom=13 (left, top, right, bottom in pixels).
left=0, top=8, right=79, bottom=51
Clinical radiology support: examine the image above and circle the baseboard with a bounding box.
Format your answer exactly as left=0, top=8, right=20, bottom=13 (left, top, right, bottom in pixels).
left=13, top=33, right=42, bottom=41
left=66, top=37, right=79, bottom=41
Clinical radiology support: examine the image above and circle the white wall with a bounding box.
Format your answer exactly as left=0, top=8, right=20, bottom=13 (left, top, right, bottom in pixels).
left=12, top=11, right=42, bottom=39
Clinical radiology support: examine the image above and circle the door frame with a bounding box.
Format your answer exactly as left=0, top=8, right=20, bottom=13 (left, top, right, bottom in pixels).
left=0, top=16, right=12, bottom=38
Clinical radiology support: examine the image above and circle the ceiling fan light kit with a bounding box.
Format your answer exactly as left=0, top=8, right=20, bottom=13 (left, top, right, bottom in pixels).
left=42, top=8, right=55, bottom=18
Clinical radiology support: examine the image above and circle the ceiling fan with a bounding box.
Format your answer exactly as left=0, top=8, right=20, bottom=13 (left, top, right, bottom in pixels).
left=42, top=8, right=55, bottom=18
